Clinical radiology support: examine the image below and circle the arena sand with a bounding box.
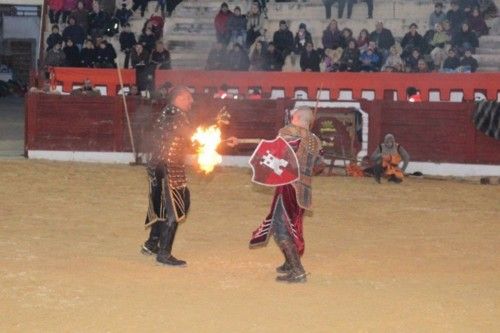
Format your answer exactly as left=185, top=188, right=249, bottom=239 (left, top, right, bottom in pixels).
left=0, top=160, right=499, bottom=332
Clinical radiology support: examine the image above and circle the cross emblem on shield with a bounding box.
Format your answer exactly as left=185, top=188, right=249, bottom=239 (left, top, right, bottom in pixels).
left=248, top=136, right=300, bottom=186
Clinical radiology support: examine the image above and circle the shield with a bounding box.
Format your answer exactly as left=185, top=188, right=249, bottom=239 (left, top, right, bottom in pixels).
left=248, top=136, right=300, bottom=186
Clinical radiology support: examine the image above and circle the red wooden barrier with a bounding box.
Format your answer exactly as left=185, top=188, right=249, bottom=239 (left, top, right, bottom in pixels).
left=155, top=70, right=500, bottom=102
left=51, top=67, right=136, bottom=96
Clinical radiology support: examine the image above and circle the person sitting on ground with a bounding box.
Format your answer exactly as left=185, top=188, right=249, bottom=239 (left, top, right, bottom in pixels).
left=227, top=6, right=247, bottom=46
left=300, top=42, right=321, bottom=72
left=206, top=42, right=227, bottom=70
left=214, top=2, right=232, bottom=45
left=273, top=20, right=294, bottom=58
left=371, top=133, right=410, bottom=184
left=468, top=7, right=489, bottom=37
left=322, top=20, right=343, bottom=50
left=150, top=40, right=171, bottom=69
left=115, top=2, right=133, bottom=27
left=442, top=48, right=461, bottom=71
left=339, top=39, right=361, bottom=72
left=63, top=39, right=81, bottom=67
left=264, top=42, right=284, bottom=71
left=293, top=23, right=312, bottom=55
left=459, top=48, right=479, bottom=72
left=46, top=25, right=63, bottom=51
left=71, top=78, right=101, bottom=96
left=80, top=39, right=96, bottom=67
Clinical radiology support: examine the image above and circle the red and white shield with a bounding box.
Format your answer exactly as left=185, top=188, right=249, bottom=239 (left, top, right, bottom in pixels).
left=248, top=136, right=300, bottom=186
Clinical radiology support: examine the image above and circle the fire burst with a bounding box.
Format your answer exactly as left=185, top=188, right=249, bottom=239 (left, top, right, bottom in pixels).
left=191, top=125, right=222, bottom=174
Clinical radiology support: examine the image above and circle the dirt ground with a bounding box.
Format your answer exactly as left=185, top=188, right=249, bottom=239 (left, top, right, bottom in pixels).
left=0, top=160, right=499, bottom=332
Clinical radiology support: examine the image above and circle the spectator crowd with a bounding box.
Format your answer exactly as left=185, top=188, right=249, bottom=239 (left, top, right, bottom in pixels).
left=206, top=1, right=496, bottom=73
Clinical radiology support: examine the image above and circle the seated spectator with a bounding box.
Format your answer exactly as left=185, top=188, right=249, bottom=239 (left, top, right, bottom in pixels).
left=71, top=78, right=101, bottom=96
left=429, top=23, right=451, bottom=68
left=273, top=20, right=294, bottom=57
left=71, top=1, right=89, bottom=32
left=46, top=25, right=63, bottom=51
left=382, top=45, right=404, bottom=72
left=63, top=39, right=81, bottom=67
left=405, top=48, right=423, bottom=72
left=115, top=2, right=133, bottom=27
left=214, top=2, right=232, bottom=45
left=95, top=40, right=117, bottom=68
left=62, top=0, right=78, bottom=24
left=227, top=43, right=250, bottom=71
left=63, top=17, right=85, bottom=49
left=139, top=28, right=157, bottom=53
left=447, top=1, right=467, bottom=35
left=442, top=20, right=453, bottom=37
left=131, top=43, right=150, bottom=68
left=264, top=42, right=284, bottom=71
left=119, top=23, right=136, bottom=68
left=148, top=13, right=165, bottom=39
left=282, top=53, right=301, bottom=72
left=452, top=22, right=479, bottom=54
left=206, top=42, right=227, bottom=70
left=246, top=2, right=264, bottom=48
left=416, top=58, right=431, bottom=72
left=250, top=40, right=267, bottom=71
left=429, top=2, right=447, bottom=29
left=401, top=23, right=424, bottom=58
left=459, top=49, right=479, bottom=72
left=323, top=48, right=342, bottom=72
left=300, top=42, right=321, bottom=72
left=356, top=29, right=370, bottom=52
left=132, top=0, right=148, bottom=18
left=369, top=21, right=395, bottom=60
left=468, top=7, right=489, bottom=37
left=44, top=42, right=66, bottom=71
left=293, top=23, right=312, bottom=55
left=339, top=40, right=360, bottom=72
left=227, top=6, right=247, bottom=46
left=322, top=20, right=343, bottom=50
left=48, top=0, right=64, bottom=25
left=150, top=41, right=171, bottom=69
left=442, top=48, right=461, bottom=71
left=477, top=0, right=498, bottom=19
left=80, top=39, right=96, bottom=67
left=89, top=2, right=111, bottom=38
left=340, top=28, right=354, bottom=48
left=359, top=45, right=381, bottom=72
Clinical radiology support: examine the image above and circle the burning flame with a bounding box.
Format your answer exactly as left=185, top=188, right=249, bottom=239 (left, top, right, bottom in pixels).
left=191, top=125, right=222, bottom=174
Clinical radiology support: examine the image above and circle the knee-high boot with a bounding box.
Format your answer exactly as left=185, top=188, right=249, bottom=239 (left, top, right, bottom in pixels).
left=156, top=221, right=186, bottom=266
left=276, top=240, right=306, bottom=283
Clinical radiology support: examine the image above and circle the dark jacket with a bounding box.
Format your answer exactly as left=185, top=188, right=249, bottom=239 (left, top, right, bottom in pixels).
left=447, top=9, right=467, bottom=32
left=70, top=8, right=89, bottom=31
left=369, top=28, right=395, bottom=50
left=131, top=49, right=150, bottom=68
left=401, top=32, right=424, bottom=53
left=322, top=28, right=343, bottom=50
left=63, top=44, right=81, bottom=67
left=44, top=48, right=66, bottom=67
left=264, top=50, right=284, bottom=71
left=80, top=47, right=95, bottom=67
left=89, top=10, right=110, bottom=31
left=294, top=30, right=312, bottom=54
left=460, top=55, right=478, bottom=72
left=273, top=29, right=294, bottom=54
left=227, top=48, right=250, bottom=71
left=468, top=15, right=489, bottom=36
left=46, top=32, right=63, bottom=50
left=340, top=48, right=360, bottom=72
left=138, top=33, right=157, bottom=52
left=452, top=29, right=479, bottom=48
left=151, top=49, right=171, bottom=69
left=300, top=49, right=321, bottom=72
left=227, top=14, right=247, bottom=32
left=95, top=42, right=116, bottom=67
left=115, top=7, right=133, bottom=26
left=119, top=31, right=136, bottom=51
left=443, top=55, right=461, bottom=70
left=62, top=23, right=86, bottom=45
left=206, top=48, right=227, bottom=70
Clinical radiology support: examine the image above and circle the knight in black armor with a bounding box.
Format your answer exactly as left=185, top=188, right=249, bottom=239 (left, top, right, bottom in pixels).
left=141, top=87, right=194, bottom=266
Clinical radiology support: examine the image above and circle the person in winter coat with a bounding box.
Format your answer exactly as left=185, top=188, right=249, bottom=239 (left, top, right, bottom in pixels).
left=264, top=42, right=284, bottom=71
left=273, top=20, right=294, bottom=57
left=48, top=0, right=64, bottom=25
left=71, top=1, right=89, bottom=32
left=63, top=17, right=86, bottom=49
left=401, top=23, right=424, bottom=58
left=46, top=25, right=64, bottom=51
left=369, top=21, right=395, bottom=60
left=214, top=2, right=232, bottom=45
left=206, top=42, right=227, bottom=70
left=293, top=23, right=312, bottom=55
left=150, top=40, right=171, bottom=69
left=95, top=40, right=116, bottom=68
left=249, top=40, right=267, bottom=71
left=89, top=1, right=111, bottom=37
left=119, top=23, right=136, bottom=68
left=468, top=7, right=489, bottom=37
left=442, top=48, right=461, bottom=71
left=63, top=39, right=81, bottom=67
left=246, top=2, right=264, bottom=48
left=227, top=6, right=247, bottom=47
left=80, top=39, right=96, bottom=67
left=138, top=28, right=157, bottom=53
left=340, top=39, right=361, bottom=72
left=429, top=2, right=447, bottom=29
left=300, top=42, right=321, bottom=72
left=322, top=20, right=343, bottom=50
left=44, top=42, right=66, bottom=68
left=382, top=45, right=404, bottom=72
left=356, top=29, right=370, bottom=52
left=447, top=1, right=467, bottom=35
left=131, top=43, right=150, bottom=68
left=405, top=48, right=423, bottom=72
left=62, top=0, right=78, bottom=23
left=459, top=49, right=478, bottom=72
left=359, top=45, right=381, bottom=72
left=115, top=2, right=133, bottom=27
left=452, top=22, right=479, bottom=54
left=227, top=43, right=250, bottom=71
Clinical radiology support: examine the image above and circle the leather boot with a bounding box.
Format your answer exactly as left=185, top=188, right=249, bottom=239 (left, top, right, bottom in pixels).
left=276, top=248, right=291, bottom=274
left=141, top=221, right=160, bottom=255
left=373, top=163, right=383, bottom=184
left=156, top=221, right=186, bottom=266
left=276, top=240, right=307, bottom=283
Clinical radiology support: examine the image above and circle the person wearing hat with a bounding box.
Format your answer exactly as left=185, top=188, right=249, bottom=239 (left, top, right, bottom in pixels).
left=293, top=23, right=312, bottom=54
left=273, top=20, right=294, bottom=58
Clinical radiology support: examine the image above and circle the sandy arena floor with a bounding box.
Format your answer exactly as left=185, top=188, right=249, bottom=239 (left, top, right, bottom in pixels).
left=0, top=160, right=499, bottom=332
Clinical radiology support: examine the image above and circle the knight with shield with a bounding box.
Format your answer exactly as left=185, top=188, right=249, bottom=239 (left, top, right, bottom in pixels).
left=246, top=106, right=324, bottom=283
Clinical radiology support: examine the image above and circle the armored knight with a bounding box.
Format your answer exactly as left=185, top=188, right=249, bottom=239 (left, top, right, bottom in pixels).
left=141, top=87, right=194, bottom=266
left=249, top=106, right=323, bottom=283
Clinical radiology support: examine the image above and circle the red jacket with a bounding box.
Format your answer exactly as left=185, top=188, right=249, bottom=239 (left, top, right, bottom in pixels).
left=48, top=0, right=64, bottom=11
left=214, top=11, right=232, bottom=34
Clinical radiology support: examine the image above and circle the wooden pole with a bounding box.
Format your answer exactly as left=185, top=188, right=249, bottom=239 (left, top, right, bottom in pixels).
left=116, top=66, right=137, bottom=158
